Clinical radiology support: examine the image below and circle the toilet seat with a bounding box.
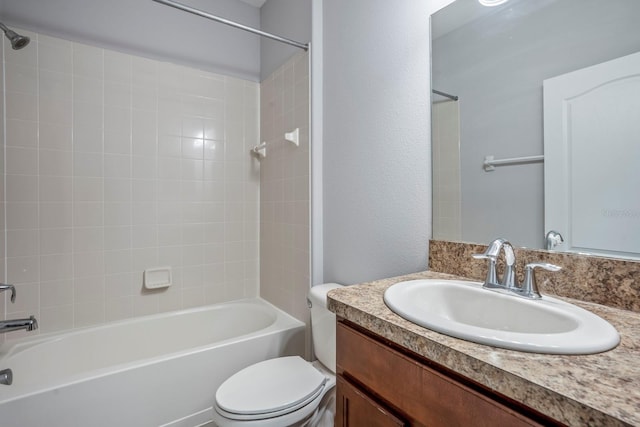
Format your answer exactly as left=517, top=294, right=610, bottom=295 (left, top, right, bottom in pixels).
left=215, top=356, right=328, bottom=421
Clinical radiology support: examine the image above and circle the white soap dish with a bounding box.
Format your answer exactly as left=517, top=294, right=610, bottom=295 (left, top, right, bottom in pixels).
left=144, top=267, right=172, bottom=290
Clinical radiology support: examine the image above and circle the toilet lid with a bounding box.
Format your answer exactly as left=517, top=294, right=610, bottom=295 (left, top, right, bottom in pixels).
left=216, top=356, right=327, bottom=417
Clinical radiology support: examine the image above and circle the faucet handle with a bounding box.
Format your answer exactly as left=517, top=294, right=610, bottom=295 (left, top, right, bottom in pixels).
left=0, top=284, right=16, bottom=303
left=520, top=263, right=562, bottom=299
left=472, top=253, right=498, bottom=287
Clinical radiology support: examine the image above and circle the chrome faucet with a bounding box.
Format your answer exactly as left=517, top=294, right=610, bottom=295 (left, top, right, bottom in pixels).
left=0, top=283, right=39, bottom=333
left=517, top=262, right=562, bottom=299
left=0, top=315, right=38, bottom=333
left=472, top=238, right=516, bottom=289
left=0, top=283, right=16, bottom=303
left=1, top=284, right=38, bottom=387
left=474, top=238, right=561, bottom=299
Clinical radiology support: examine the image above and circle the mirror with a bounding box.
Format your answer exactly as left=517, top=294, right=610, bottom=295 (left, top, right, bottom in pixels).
left=430, top=0, right=640, bottom=254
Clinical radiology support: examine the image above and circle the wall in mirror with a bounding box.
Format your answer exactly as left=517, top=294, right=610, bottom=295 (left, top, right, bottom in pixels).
left=431, top=0, right=640, bottom=254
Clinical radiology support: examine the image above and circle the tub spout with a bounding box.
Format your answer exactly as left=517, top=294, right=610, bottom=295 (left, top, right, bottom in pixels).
left=0, top=315, right=38, bottom=333
left=0, top=368, right=12, bottom=385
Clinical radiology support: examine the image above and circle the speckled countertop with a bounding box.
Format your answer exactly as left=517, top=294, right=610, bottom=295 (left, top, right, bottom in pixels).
left=328, top=270, right=640, bottom=427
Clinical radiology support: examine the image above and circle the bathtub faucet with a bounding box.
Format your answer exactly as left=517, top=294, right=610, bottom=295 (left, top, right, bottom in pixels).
left=0, top=283, right=16, bottom=303
left=0, top=283, right=39, bottom=334
left=0, top=315, right=38, bottom=333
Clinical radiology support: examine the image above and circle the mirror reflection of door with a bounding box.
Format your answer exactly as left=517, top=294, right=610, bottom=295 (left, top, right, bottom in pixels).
left=544, top=51, right=640, bottom=259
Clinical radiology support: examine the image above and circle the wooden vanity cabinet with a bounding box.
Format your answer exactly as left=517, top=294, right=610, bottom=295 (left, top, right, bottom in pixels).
left=335, top=320, right=562, bottom=427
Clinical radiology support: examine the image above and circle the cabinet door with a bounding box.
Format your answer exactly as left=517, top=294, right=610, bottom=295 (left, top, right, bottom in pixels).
left=336, top=376, right=405, bottom=427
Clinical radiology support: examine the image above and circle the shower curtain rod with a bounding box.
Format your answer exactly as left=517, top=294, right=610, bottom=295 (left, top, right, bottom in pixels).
left=432, top=89, right=458, bottom=101
left=152, top=0, right=309, bottom=51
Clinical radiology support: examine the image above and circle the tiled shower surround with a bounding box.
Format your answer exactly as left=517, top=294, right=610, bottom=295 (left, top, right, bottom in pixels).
left=1, top=30, right=263, bottom=337
left=259, top=52, right=310, bottom=323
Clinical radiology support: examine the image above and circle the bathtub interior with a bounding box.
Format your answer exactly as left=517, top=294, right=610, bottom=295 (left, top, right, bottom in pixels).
left=0, top=298, right=306, bottom=407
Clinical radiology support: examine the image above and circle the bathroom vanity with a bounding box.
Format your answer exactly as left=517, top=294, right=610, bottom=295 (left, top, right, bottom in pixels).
left=335, top=321, right=554, bottom=426
left=328, top=269, right=640, bottom=426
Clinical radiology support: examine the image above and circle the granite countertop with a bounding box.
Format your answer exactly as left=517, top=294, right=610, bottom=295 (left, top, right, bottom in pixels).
left=327, top=270, right=640, bottom=427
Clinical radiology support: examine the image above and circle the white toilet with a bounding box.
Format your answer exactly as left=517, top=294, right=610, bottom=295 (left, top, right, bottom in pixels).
left=211, top=283, right=343, bottom=427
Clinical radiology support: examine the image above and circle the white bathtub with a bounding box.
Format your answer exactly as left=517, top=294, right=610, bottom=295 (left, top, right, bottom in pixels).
left=0, top=298, right=305, bottom=427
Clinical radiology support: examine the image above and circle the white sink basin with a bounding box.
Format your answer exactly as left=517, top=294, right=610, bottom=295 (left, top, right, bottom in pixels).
left=383, top=279, right=620, bottom=354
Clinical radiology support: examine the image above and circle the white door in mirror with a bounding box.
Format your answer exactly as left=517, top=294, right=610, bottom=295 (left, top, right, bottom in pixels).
left=544, top=51, right=640, bottom=259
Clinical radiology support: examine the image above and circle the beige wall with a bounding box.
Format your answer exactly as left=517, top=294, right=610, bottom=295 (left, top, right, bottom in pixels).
left=1, top=29, right=260, bottom=339
left=259, top=51, right=310, bottom=324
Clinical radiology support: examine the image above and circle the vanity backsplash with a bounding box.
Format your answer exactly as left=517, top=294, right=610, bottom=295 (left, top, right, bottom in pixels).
left=429, top=240, right=640, bottom=313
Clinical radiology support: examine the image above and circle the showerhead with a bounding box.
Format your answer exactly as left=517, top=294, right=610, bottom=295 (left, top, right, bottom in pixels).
left=0, top=22, right=30, bottom=50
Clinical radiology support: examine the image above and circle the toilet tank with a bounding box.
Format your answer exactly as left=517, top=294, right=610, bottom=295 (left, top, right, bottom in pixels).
left=308, top=283, right=344, bottom=373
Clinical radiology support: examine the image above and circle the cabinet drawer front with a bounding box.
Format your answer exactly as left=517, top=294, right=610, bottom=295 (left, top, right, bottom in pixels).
left=337, top=322, right=542, bottom=427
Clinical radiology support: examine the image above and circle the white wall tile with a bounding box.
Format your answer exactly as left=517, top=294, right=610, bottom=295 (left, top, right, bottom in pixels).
left=73, top=276, right=105, bottom=303
left=39, top=70, right=72, bottom=100
left=73, top=177, right=103, bottom=202
left=6, top=282, right=39, bottom=314
left=74, top=76, right=103, bottom=104
left=104, top=178, right=130, bottom=202
left=132, top=86, right=157, bottom=111
left=132, top=156, right=156, bottom=179
left=5, top=64, right=37, bottom=95
left=133, top=293, right=159, bottom=317
left=132, top=110, right=157, bottom=154
left=39, top=176, right=73, bottom=202
left=104, top=50, right=132, bottom=84
left=40, top=228, right=73, bottom=255
left=7, top=229, right=39, bottom=257
left=74, top=228, right=104, bottom=252
left=7, top=256, right=39, bottom=283
left=158, top=135, right=181, bottom=158
left=7, top=147, right=38, bottom=175
left=132, top=201, right=156, bottom=225
left=105, top=296, right=134, bottom=322
left=40, top=253, right=73, bottom=282
left=40, top=149, right=73, bottom=177
left=40, top=280, right=73, bottom=308
left=259, top=52, right=310, bottom=321
left=132, top=225, right=157, bottom=248
left=73, top=43, right=103, bottom=79
left=105, top=82, right=131, bottom=108
left=39, top=305, right=74, bottom=334
left=158, top=224, right=182, bottom=246
left=132, top=57, right=158, bottom=89
left=105, top=154, right=131, bottom=179
left=74, top=300, right=105, bottom=327
left=39, top=123, right=72, bottom=151
left=2, top=29, right=261, bottom=337
left=73, top=202, right=103, bottom=227
left=158, top=157, right=181, bottom=180
left=132, top=179, right=157, bottom=202
left=104, top=226, right=131, bottom=251
left=104, top=203, right=131, bottom=226
left=7, top=119, right=38, bottom=148
left=131, top=248, right=158, bottom=272
left=104, top=128, right=131, bottom=155
left=7, top=91, right=37, bottom=121
left=104, top=250, right=132, bottom=275
left=6, top=174, right=38, bottom=202
left=39, top=96, right=72, bottom=126
left=39, top=202, right=72, bottom=228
